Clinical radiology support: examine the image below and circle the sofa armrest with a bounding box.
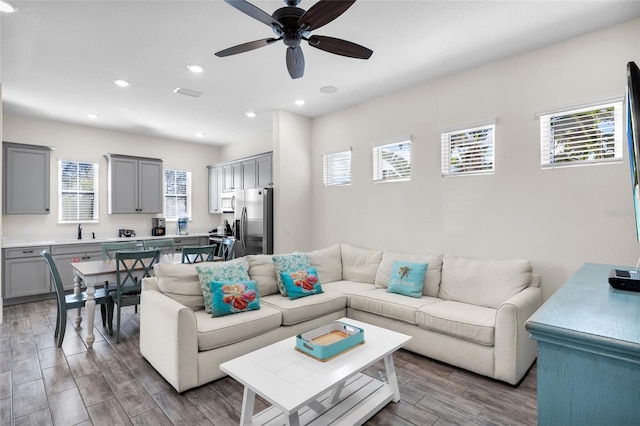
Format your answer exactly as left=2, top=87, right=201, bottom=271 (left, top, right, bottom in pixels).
left=494, top=286, right=543, bottom=384
left=140, top=289, right=199, bottom=392
left=141, top=276, right=159, bottom=292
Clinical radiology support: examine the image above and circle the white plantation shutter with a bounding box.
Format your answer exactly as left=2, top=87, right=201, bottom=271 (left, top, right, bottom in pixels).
left=540, top=101, right=623, bottom=168
left=59, top=161, right=98, bottom=222
left=372, top=140, right=411, bottom=182
left=164, top=169, right=191, bottom=219
left=441, top=124, right=495, bottom=176
left=323, top=149, right=352, bottom=186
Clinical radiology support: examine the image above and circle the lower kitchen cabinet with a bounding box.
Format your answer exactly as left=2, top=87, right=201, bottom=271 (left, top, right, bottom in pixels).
left=2, top=246, right=52, bottom=302
left=173, top=236, right=210, bottom=252
left=51, top=243, right=102, bottom=291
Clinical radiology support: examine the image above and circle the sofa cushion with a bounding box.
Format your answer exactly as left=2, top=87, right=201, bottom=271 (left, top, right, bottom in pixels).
left=246, top=254, right=279, bottom=296
left=272, top=253, right=310, bottom=296
left=348, top=289, right=440, bottom=325
left=153, top=263, right=203, bottom=310
left=386, top=261, right=428, bottom=298
left=416, top=301, right=496, bottom=346
left=196, top=259, right=250, bottom=314
left=308, top=244, right=343, bottom=283
left=280, top=267, right=324, bottom=300
left=210, top=281, right=260, bottom=317
left=341, top=244, right=383, bottom=283
left=439, top=255, right=532, bottom=309
left=261, top=292, right=346, bottom=326
left=322, top=280, right=377, bottom=296
left=195, top=305, right=282, bottom=351
left=375, top=251, right=443, bottom=297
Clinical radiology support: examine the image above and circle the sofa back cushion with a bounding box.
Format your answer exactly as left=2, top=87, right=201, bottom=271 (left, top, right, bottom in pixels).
left=246, top=254, right=279, bottom=296
left=153, top=263, right=204, bottom=310
left=308, top=244, right=343, bottom=283
left=341, top=244, right=383, bottom=283
left=439, top=255, right=533, bottom=308
left=375, top=251, right=443, bottom=297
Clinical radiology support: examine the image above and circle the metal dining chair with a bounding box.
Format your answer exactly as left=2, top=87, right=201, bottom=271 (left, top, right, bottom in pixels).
left=42, top=249, right=112, bottom=347
left=143, top=238, right=175, bottom=256
left=108, top=249, right=160, bottom=343
left=181, top=244, right=218, bottom=264
left=219, top=238, right=236, bottom=261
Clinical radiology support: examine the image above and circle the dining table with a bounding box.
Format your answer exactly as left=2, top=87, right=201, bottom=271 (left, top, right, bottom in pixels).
left=71, top=253, right=181, bottom=348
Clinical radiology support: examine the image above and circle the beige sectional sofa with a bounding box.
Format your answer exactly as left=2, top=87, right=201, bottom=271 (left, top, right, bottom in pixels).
left=140, top=244, right=542, bottom=392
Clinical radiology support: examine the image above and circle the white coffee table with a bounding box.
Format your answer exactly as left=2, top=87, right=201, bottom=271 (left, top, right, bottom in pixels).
left=220, top=318, right=411, bottom=426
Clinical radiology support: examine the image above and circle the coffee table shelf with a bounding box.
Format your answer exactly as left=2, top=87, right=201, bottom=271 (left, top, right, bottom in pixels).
left=220, top=318, right=411, bottom=426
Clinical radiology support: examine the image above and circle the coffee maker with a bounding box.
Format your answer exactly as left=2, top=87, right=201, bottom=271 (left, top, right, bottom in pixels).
left=152, top=218, right=166, bottom=236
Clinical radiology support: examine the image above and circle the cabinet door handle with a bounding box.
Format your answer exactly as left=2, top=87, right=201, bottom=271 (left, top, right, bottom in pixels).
left=22, top=250, right=34, bottom=254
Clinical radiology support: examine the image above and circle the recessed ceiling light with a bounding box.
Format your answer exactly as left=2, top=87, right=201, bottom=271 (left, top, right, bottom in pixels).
left=187, top=64, right=204, bottom=74
left=246, top=112, right=257, bottom=118
left=87, top=114, right=99, bottom=119
left=196, top=132, right=205, bottom=138
left=319, top=85, right=338, bottom=94
left=0, top=1, right=17, bottom=13
left=295, top=99, right=305, bottom=106
left=114, top=79, right=130, bottom=87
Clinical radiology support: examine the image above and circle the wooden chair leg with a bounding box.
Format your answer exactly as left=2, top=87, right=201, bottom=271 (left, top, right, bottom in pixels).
left=100, top=305, right=107, bottom=327
left=116, top=305, right=121, bottom=343
left=57, top=311, right=67, bottom=347
left=54, top=308, right=60, bottom=338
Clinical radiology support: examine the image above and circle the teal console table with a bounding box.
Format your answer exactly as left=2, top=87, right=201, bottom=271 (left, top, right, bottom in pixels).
left=526, top=263, right=640, bottom=426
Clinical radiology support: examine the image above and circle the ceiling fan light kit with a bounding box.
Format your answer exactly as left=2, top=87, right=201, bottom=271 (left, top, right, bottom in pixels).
left=216, top=0, right=373, bottom=79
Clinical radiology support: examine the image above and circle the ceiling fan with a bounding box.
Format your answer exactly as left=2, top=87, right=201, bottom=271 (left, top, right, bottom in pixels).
left=215, top=0, right=373, bottom=79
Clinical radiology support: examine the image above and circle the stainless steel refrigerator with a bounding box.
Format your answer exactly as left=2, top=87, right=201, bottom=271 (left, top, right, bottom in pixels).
left=233, top=188, right=273, bottom=257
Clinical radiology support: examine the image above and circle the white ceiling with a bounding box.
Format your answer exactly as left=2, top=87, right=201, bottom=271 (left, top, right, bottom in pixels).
left=2, top=1, right=640, bottom=146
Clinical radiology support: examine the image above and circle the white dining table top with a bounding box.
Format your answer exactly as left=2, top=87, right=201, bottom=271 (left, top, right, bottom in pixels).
left=71, top=254, right=181, bottom=276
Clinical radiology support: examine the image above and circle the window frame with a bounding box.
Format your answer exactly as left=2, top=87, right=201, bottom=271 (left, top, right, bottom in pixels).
left=322, top=149, right=352, bottom=187
left=441, top=123, right=495, bottom=177
left=163, top=169, right=192, bottom=221
left=539, top=101, right=623, bottom=169
left=58, top=160, right=98, bottom=224
left=372, top=139, right=412, bottom=183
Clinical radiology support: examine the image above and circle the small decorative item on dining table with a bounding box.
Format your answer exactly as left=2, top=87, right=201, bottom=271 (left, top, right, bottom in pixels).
left=295, top=321, right=365, bottom=361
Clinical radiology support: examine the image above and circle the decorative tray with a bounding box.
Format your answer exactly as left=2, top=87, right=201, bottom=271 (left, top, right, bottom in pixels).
left=295, top=321, right=364, bottom=361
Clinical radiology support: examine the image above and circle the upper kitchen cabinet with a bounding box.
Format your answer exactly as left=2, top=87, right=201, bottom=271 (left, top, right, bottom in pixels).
left=223, top=162, right=243, bottom=192
left=256, top=153, right=273, bottom=188
left=3, top=142, right=51, bottom=214
left=107, top=154, right=163, bottom=214
left=208, top=165, right=224, bottom=213
left=242, top=158, right=257, bottom=189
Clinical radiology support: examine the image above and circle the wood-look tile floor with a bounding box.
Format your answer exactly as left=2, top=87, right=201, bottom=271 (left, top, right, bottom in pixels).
left=0, top=299, right=537, bottom=425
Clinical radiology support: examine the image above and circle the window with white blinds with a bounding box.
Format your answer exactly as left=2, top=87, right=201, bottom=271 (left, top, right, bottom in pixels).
left=372, top=140, right=411, bottom=183
left=322, top=149, right=352, bottom=186
left=540, top=101, right=623, bottom=168
left=59, top=161, right=98, bottom=223
left=441, top=124, right=495, bottom=177
left=164, top=169, right=191, bottom=220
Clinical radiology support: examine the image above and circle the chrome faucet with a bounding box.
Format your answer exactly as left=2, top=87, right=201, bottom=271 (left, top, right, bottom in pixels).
left=77, top=223, right=82, bottom=240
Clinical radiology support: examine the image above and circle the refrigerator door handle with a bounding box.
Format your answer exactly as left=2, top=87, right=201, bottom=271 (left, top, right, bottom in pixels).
left=241, top=207, right=248, bottom=250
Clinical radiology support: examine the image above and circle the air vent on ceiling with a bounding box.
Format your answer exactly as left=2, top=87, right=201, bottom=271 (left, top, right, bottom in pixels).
left=173, top=87, right=203, bottom=98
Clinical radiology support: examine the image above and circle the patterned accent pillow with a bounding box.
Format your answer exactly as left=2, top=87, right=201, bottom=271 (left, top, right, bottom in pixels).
left=272, top=253, right=310, bottom=296
left=196, top=262, right=250, bottom=314
left=210, top=280, right=260, bottom=317
left=386, top=261, right=428, bottom=298
left=280, top=267, right=324, bottom=300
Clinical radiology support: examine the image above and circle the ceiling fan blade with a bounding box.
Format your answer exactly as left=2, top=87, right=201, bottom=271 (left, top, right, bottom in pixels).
left=215, top=38, right=280, bottom=57
left=298, top=0, right=356, bottom=31
left=286, top=47, right=305, bottom=79
left=307, top=35, right=372, bottom=59
left=224, top=0, right=283, bottom=29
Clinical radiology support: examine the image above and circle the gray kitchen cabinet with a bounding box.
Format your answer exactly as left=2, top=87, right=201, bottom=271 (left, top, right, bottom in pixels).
left=232, top=163, right=242, bottom=190
left=256, top=153, right=272, bottom=187
left=107, top=154, right=163, bottom=214
left=173, top=236, right=207, bottom=252
left=2, top=246, right=51, bottom=301
left=51, top=243, right=102, bottom=290
left=223, top=162, right=243, bottom=192
left=208, top=166, right=223, bottom=213
left=242, top=158, right=257, bottom=189
left=3, top=142, right=51, bottom=214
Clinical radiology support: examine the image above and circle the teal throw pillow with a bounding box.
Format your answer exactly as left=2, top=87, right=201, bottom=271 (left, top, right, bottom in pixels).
left=280, top=267, right=324, bottom=300
left=272, top=253, right=310, bottom=296
left=197, top=262, right=250, bottom=314
left=386, top=261, right=428, bottom=298
left=210, top=280, right=260, bottom=317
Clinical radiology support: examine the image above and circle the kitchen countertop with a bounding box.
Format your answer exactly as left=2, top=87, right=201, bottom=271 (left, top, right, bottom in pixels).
left=1, top=232, right=211, bottom=249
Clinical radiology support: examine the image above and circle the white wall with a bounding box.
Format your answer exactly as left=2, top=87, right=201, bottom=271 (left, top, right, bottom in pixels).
left=311, top=19, right=640, bottom=300
left=218, top=130, right=272, bottom=163
left=2, top=115, right=222, bottom=239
